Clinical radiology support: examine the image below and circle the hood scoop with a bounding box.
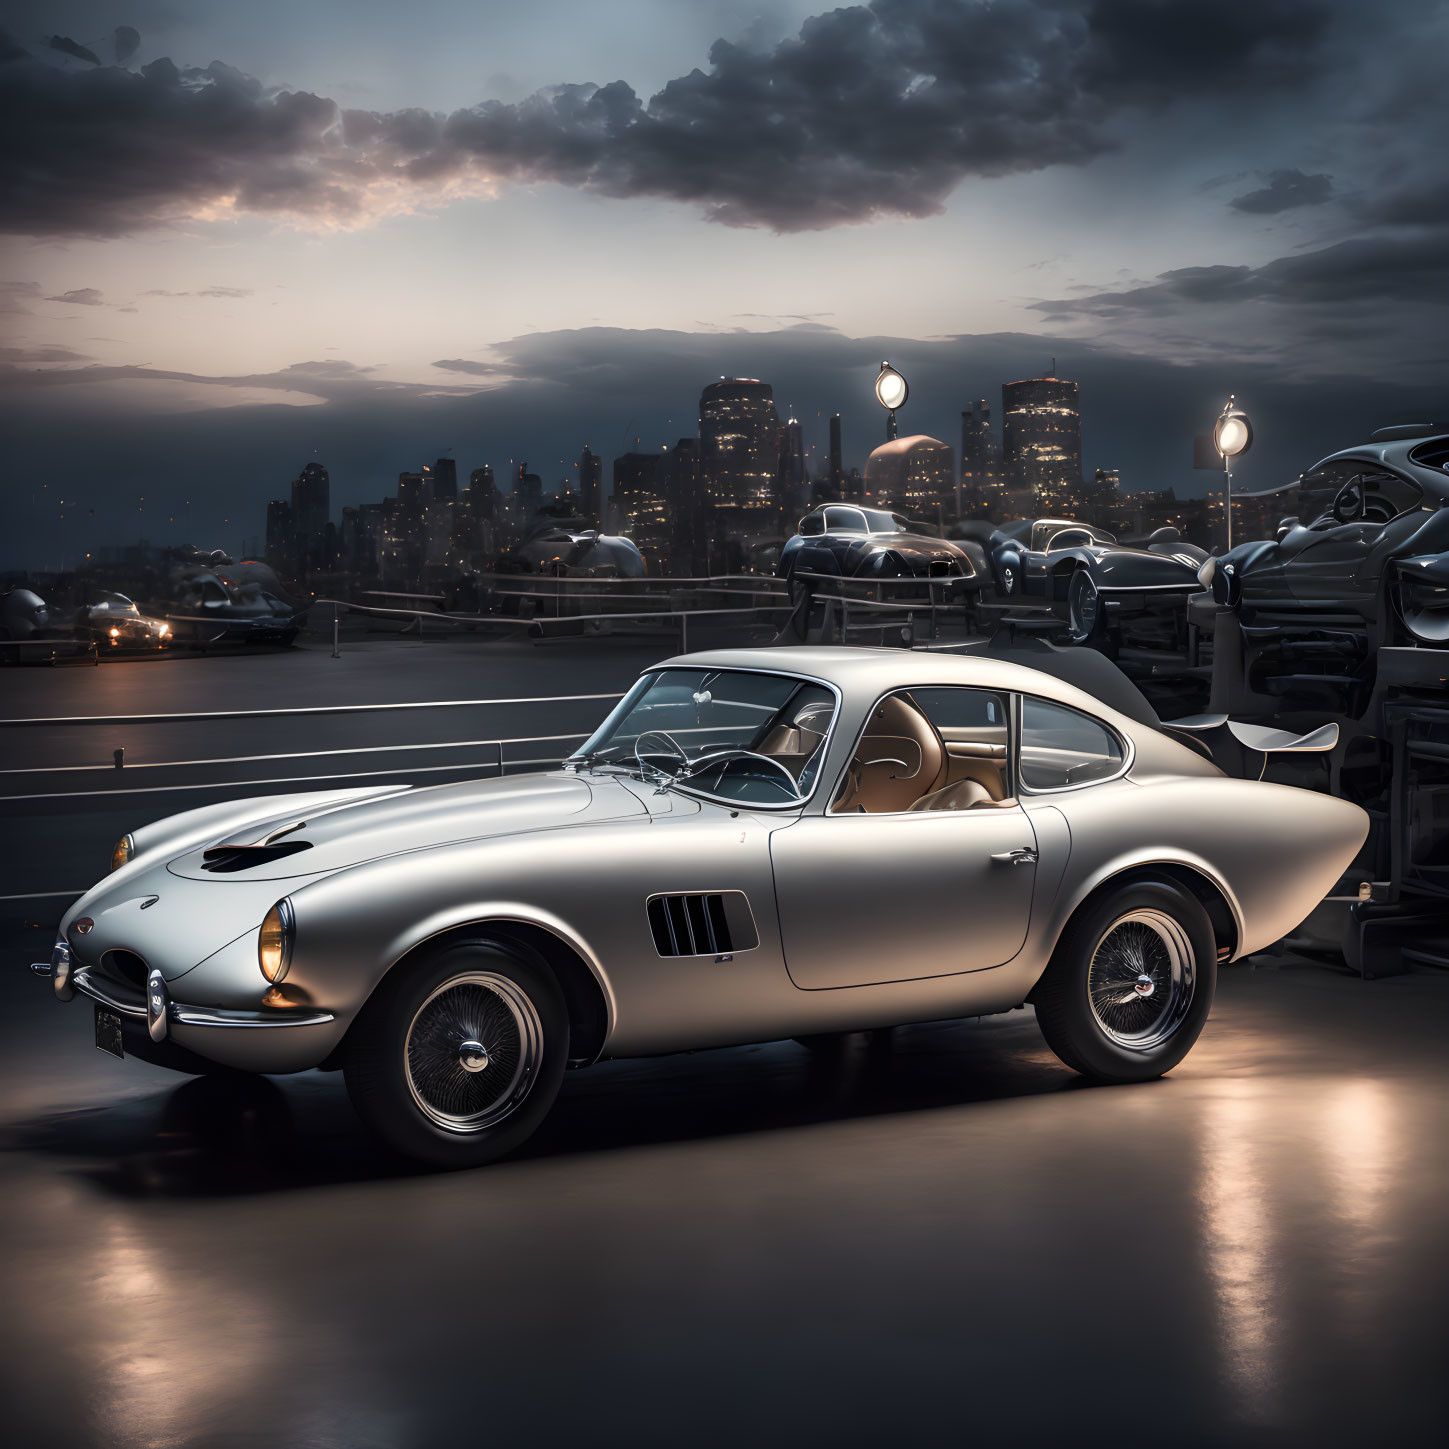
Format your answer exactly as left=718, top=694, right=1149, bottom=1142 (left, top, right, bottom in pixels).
left=202, top=818, right=312, bottom=873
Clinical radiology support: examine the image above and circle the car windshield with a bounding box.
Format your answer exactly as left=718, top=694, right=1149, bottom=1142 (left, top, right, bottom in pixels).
left=571, top=668, right=837, bottom=806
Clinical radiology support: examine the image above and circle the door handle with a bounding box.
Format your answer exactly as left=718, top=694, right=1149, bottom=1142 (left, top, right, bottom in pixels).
left=991, top=848, right=1038, bottom=865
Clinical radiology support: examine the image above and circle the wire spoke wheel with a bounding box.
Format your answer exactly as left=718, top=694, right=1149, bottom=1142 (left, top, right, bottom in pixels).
left=404, top=971, right=544, bottom=1132
left=1086, top=909, right=1196, bottom=1051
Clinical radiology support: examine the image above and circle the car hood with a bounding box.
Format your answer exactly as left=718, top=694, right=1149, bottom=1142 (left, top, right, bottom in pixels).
left=165, top=772, right=646, bottom=882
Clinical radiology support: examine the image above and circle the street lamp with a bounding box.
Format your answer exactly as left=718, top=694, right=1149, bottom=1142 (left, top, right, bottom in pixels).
left=875, top=361, right=908, bottom=442
left=1212, top=394, right=1253, bottom=551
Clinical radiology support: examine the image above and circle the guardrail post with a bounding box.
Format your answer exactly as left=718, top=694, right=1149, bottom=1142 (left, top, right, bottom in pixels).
left=332, top=607, right=342, bottom=659
left=680, top=611, right=689, bottom=653
left=114, top=747, right=124, bottom=770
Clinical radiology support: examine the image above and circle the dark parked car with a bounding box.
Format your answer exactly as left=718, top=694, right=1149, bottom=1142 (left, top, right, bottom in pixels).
left=1202, top=428, right=1449, bottom=715
left=777, top=504, right=988, bottom=595
left=1173, top=427, right=1449, bottom=974
left=990, top=517, right=1209, bottom=646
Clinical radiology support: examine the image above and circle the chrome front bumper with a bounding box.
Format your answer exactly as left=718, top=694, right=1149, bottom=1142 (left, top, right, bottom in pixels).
left=71, top=965, right=335, bottom=1035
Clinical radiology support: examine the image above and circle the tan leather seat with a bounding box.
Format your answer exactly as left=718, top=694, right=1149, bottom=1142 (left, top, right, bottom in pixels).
left=907, top=778, right=993, bottom=812
left=835, top=694, right=947, bottom=813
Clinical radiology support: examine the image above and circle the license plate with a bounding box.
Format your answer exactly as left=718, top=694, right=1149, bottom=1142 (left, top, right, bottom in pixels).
left=94, top=1006, right=124, bottom=1059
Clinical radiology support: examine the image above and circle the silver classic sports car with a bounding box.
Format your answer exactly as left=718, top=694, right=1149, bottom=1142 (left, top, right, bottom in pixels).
left=36, top=647, right=1368, bottom=1167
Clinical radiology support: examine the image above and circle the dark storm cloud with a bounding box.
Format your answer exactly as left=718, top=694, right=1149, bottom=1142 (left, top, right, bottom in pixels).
left=43, top=287, right=105, bottom=305
left=1035, top=232, right=1449, bottom=318
left=44, top=35, right=102, bottom=67
left=433, top=358, right=504, bottom=376
left=1230, top=169, right=1334, bottom=214
left=112, top=26, right=140, bottom=64
left=0, top=343, right=93, bottom=363
left=0, top=1, right=1338, bottom=237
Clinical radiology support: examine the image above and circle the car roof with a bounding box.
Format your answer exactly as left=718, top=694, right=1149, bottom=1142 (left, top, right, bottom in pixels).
left=652, top=645, right=1148, bottom=726
left=1311, top=433, right=1449, bottom=496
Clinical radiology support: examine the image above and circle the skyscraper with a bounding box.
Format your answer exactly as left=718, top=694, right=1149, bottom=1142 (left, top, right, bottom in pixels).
left=432, top=457, right=457, bottom=499
left=960, top=399, right=1001, bottom=516
left=612, top=451, right=669, bottom=569
left=828, top=413, right=844, bottom=499
left=698, top=378, right=781, bottom=513
left=1002, top=369, right=1083, bottom=514
left=265, top=497, right=295, bottom=572
left=579, top=447, right=603, bottom=522
left=667, top=437, right=703, bottom=574
left=290, top=461, right=330, bottom=567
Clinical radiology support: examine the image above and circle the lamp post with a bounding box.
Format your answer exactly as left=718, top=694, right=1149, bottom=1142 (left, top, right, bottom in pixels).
left=875, top=361, right=908, bottom=443
left=1212, top=395, right=1253, bottom=551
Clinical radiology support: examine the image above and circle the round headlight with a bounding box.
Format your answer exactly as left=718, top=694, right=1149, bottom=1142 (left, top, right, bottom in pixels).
left=110, top=834, right=134, bottom=873
left=258, top=899, right=295, bottom=984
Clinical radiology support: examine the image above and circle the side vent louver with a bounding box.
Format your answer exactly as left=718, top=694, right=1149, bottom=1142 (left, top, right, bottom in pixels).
left=647, top=892, right=758, bottom=958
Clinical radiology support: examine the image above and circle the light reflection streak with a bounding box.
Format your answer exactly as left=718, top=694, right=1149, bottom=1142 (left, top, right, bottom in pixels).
left=90, top=1221, right=271, bottom=1446
left=1198, top=1081, right=1279, bottom=1425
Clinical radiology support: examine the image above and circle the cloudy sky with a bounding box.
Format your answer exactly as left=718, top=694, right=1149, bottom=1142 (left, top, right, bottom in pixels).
left=2, top=0, right=1447, bottom=567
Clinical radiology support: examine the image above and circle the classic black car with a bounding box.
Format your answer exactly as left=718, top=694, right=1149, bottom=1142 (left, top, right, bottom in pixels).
left=1202, top=428, right=1449, bottom=715
left=990, top=517, right=1209, bottom=646
left=777, top=504, right=988, bottom=594
left=1175, top=427, right=1449, bottom=974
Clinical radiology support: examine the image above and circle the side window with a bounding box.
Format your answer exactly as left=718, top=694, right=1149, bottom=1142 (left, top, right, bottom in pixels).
left=1358, top=468, right=1422, bottom=522
left=799, top=513, right=825, bottom=535
left=1019, top=698, right=1125, bottom=791
left=833, top=687, right=1010, bottom=814
left=824, top=507, right=866, bottom=532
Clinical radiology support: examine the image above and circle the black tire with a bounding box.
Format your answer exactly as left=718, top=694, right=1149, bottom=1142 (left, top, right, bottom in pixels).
left=344, top=941, right=569, bottom=1169
left=1032, top=879, right=1217, bottom=1082
left=1066, top=568, right=1107, bottom=647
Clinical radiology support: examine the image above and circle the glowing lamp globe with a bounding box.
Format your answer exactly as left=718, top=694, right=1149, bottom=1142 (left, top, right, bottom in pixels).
left=875, top=362, right=908, bottom=412
left=1214, top=406, right=1253, bottom=459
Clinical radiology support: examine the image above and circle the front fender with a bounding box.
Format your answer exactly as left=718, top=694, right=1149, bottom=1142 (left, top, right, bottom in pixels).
left=1092, top=550, right=1202, bottom=589
left=365, top=900, right=617, bottom=1040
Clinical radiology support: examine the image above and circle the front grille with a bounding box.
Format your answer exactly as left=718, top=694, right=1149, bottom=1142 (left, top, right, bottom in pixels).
left=102, top=949, right=149, bottom=989
left=647, top=892, right=757, bottom=958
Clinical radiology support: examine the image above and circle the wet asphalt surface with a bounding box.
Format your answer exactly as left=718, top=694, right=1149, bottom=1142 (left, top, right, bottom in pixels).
left=2, top=638, right=1448, bottom=1447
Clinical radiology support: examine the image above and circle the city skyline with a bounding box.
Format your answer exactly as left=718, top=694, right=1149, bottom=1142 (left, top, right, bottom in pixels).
left=3, top=0, right=1448, bottom=568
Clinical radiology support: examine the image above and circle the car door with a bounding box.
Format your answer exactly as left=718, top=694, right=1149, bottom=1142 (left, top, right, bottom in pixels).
left=769, top=686, right=1038, bottom=990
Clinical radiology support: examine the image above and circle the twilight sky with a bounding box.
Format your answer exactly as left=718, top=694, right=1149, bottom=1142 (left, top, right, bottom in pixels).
left=2, top=0, right=1447, bottom=568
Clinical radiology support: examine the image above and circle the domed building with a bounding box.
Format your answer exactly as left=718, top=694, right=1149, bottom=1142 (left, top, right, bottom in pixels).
left=864, top=434, right=956, bottom=517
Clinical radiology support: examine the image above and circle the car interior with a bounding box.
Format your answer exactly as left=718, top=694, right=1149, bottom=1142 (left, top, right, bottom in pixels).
left=831, top=690, right=1013, bottom=813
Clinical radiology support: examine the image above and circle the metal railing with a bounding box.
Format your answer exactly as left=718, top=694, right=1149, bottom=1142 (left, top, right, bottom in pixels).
left=0, top=691, right=626, bottom=804
left=0, top=689, right=634, bottom=904
left=316, top=596, right=792, bottom=654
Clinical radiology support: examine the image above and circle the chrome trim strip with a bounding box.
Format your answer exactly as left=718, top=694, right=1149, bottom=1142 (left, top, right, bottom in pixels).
left=72, top=967, right=144, bottom=1017
left=72, top=967, right=334, bottom=1029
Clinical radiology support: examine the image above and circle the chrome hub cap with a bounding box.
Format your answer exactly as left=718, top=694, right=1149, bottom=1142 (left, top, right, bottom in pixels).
left=405, top=972, right=543, bottom=1132
left=1087, top=909, right=1195, bottom=1051
left=458, top=1040, right=490, bottom=1073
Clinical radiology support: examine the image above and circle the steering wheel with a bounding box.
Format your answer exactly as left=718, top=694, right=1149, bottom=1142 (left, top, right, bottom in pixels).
left=1331, top=482, right=1364, bottom=525
left=634, top=729, right=689, bottom=782
left=686, top=748, right=803, bottom=802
